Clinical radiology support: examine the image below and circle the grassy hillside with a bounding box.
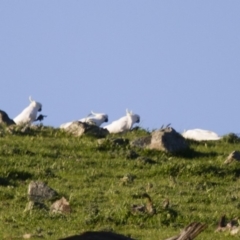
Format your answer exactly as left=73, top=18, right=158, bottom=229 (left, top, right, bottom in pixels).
left=0, top=125, right=240, bottom=240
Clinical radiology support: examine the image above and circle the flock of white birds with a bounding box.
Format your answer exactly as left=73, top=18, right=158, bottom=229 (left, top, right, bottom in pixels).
left=12, top=96, right=222, bottom=141
left=60, top=109, right=140, bottom=134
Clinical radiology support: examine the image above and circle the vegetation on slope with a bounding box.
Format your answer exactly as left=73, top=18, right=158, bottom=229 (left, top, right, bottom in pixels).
left=0, top=125, right=240, bottom=240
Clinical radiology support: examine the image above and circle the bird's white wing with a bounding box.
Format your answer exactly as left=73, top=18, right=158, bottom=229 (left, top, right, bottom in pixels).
left=182, top=129, right=221, bottom=141
left=14, top=107, right=33, bottom=124
left=104, top=116, right=128, bottom=133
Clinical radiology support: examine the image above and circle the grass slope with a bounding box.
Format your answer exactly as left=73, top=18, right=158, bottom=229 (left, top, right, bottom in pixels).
left=0, top=126, right=240, bottom=240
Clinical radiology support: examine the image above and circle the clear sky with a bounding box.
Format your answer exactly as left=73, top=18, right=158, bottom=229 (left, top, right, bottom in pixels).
left=1, top=1, right=240, bottom=136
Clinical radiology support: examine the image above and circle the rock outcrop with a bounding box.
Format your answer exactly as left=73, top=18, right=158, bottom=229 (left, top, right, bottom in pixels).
left=0, top=110, right=15, bottom=126
left=224, top=150, right=240, bottom=164
left=63, top=121, right=109, bottom=138
left=131, top=127, right=188, bottom=153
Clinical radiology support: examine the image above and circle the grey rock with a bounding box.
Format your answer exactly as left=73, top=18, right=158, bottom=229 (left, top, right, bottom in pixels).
left=149, top=127, right=188, bottom=152
left=130, top=136, right=152, bottom=148
left=64, top=121, right=109, bottom=138
left=224, top=151, right=240, bottom=164
left=131, top=127, right=188, bottom=153
left=0, top=110, right=15, bottom=126
left=28, top=181, right=58, bottom=202
left=50, top=197, right=71, bottom=214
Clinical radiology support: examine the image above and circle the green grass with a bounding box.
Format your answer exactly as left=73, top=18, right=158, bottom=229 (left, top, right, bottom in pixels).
left=0, top=125, right=240, bottom=239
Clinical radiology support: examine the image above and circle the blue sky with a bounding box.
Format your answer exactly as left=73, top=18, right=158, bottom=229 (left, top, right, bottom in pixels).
left=1, top=1, right=240, bottom=135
